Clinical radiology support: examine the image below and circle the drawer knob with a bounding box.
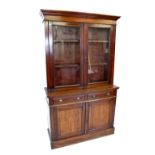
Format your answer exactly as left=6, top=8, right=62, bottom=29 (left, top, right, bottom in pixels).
left=59, top=99, right=63, bottom=102
left=77, top=97, right=80, bottom=100
left=107, top=92, right=110, bottom=96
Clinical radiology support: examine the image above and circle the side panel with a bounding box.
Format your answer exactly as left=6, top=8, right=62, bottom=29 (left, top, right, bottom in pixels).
left=45, top=21, right=54, bottom=88
left=109, top=25, right=116, bottom=84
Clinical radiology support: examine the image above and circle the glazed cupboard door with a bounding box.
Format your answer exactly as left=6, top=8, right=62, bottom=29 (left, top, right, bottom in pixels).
left=51, top=103, right=85, bottom=140
left=86, top=97, right=116, bottom=133
left=86, top=24, right=112, bottom=84
left=49, top=22, right=83, bottom=88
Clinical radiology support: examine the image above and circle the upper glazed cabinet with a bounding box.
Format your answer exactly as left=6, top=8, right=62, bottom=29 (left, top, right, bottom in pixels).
left=44, top=17, right=117, bottom=89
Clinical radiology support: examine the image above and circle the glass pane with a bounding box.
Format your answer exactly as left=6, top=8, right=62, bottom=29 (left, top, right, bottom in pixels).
left=55, top=67, right=80, bottom=86
left=88, top=27, right=110, bottom=83
left=53, top=24, right=80, bottom=87
left=54, top=42, right=80, bottom=65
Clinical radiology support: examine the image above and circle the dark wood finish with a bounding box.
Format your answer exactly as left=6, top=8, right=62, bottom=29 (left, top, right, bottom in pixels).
left=49, top=128, right=114, bottom=149
left=52, top=103, right=85, bottom=140
left=109, top=25, right=116, bottom=84
left=52, top=94, right=85, bottom=105
left=86, top=97, right=116, bottom=132
left=83, top=24, right=88, bottom=87
left=54, top=67, right=80, bottom=86
left=41, top=9, right=120, bottom=21
left=80, top=23, right=84, bottom=87
left=45, top=21, right=53, bottom=88
left=46, top=84, right=118, bottom=98
left=41, top=10, right=120, bottom=149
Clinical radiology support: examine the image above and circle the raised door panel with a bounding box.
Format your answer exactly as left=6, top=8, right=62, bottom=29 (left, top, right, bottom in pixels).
left=87, top=97, right=116, bottom=132
left=53, top=103, right=85, bottom=140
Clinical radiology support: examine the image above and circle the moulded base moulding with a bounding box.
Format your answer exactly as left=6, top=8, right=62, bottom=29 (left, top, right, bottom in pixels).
left=48, top=127, right=115, bottom=149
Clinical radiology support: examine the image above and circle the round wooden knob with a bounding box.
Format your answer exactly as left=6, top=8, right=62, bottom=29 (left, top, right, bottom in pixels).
left=77, top=97, right=80, bottom=100
left=59, top=99, right=63, bottom=102
left=107, top=92, right=110, bottom=96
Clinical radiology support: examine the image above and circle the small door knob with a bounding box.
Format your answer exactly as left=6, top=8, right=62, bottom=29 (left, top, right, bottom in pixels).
left=107, top=92, right=110, bottom=96
left=59, top=99, right=63, bottom=102
left=77, top=97, right=80, bottom=100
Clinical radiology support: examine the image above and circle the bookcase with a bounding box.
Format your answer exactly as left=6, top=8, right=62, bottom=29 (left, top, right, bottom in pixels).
left=41, top=9, right=120, bottom=149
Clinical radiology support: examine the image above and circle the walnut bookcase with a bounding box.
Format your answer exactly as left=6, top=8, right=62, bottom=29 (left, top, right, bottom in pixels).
left=41, top=9, right=120, bottom=149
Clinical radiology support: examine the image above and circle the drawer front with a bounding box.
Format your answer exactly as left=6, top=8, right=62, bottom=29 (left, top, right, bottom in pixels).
left=53, top=94, right=85, bottom=104
left=87, top=89, right=116, bottom=100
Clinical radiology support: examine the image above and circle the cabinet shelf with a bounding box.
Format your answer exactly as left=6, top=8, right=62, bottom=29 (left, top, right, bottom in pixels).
left=54, top=40, right=80, bottom=43
left=90, top=63, right=108, bottom=66
left=88, top=40, right=108, bottom=43
left=55, top=64, right=80, bottom=68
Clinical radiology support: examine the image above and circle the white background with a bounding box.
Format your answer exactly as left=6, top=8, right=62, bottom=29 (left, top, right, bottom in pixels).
left=0, top=0, right=155, bottom=154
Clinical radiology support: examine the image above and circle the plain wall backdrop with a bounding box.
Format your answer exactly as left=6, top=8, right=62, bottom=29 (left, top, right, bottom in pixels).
left=0, top=0, right=155, bottom=154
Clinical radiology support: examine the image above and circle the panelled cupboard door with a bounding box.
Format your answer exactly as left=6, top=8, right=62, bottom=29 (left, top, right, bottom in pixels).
left=52, top=103, right=85, bottom=140
left=86, top=97, right=116, bottom=132
left=49, top=22, right=84, bottom=88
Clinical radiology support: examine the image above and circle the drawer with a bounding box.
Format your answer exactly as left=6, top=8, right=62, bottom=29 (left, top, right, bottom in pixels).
left=53, top=94, right=85, bottom=104
left=87, top=89, right=116, bottom=100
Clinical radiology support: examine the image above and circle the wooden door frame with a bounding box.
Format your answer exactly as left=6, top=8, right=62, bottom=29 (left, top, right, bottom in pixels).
left=46, top=21, right=84, bottom=89
left=50, top=102, right=86, bottom=140
left=85, top=97, right=116, bottom=133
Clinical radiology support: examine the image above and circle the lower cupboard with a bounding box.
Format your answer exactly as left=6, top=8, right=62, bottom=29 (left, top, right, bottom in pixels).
left=48, top=95, right=117, bottom=148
